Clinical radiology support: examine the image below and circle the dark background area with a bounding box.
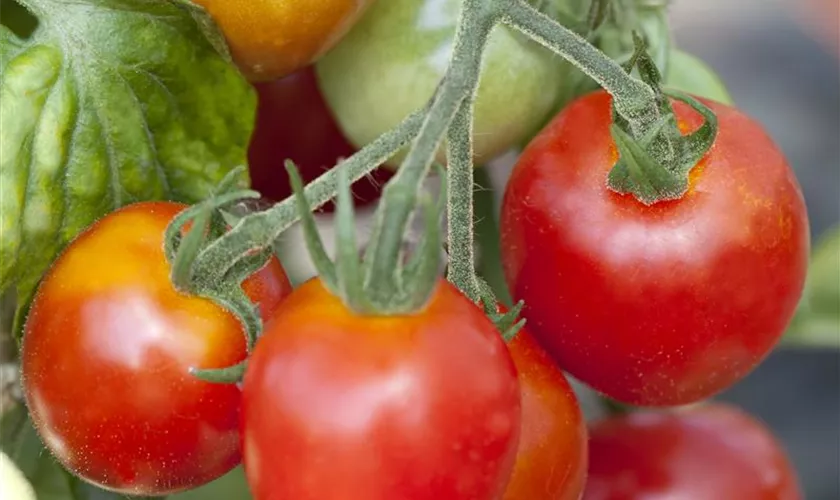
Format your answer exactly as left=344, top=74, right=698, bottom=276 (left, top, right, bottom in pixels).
left=672, top=2, right=839, bottom=498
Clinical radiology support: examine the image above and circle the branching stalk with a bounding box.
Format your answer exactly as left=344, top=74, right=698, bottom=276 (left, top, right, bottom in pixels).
left=190, top=109, right=426, bottom=285
left=361, top=0, right=497, bottom=304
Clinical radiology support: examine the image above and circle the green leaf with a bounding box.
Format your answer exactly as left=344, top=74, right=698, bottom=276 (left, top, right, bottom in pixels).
left=783, top=226, right=840, bottom=348
left=0, top=0, right=256, bottom=322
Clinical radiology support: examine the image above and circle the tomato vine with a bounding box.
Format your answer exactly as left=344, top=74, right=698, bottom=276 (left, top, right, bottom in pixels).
left=164, top=0, right=717, bottom=376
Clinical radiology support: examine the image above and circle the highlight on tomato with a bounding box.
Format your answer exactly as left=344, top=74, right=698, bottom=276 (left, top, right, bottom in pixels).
left=500, top=90, right=810, bottom=406
left=192, top=0, right=376, bottom=81
left=248, top=67, right=393, bottom=212
left=583, top=404, right=802, bottom=499
left=20, top=201, right=292, bottom=496
left=240, top=277, right=522, bottom=500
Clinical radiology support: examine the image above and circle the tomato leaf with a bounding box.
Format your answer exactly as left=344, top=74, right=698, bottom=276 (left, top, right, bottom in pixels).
left=0, top=0, right=256, bottom=331
left=783, top=226, right=840, bottom=349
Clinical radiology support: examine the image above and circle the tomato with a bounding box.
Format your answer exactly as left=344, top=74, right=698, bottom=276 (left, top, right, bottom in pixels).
left=665, top=49, right=733, bottom=105
left=241, top=278, right=521, bottom=500
left=500, top=91, right=809, bottom=406
left=20, top=201, right=292, bottom=496
left=193, top=0, right=376, bottom=81
left=248, top=67, right=393, bottom=212
left=315, top=0, right=566, bottom=167
left=583, top=404, right=802, bottom=499
left=503, top=327, right=588, bottom=500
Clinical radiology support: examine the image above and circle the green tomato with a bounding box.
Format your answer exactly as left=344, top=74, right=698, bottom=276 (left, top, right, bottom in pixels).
left=665, top=49, right=733, bottom=105
left=315, top=0, right=566, bottom=166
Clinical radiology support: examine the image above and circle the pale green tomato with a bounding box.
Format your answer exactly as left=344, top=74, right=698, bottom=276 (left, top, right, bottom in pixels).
left=315, top=0, right=567, bottom=167
left=665, top=49, right=733, bottom=105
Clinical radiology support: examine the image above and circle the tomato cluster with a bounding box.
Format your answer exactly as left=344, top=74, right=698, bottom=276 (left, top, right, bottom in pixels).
left=15, top=1, right=810, bottom=499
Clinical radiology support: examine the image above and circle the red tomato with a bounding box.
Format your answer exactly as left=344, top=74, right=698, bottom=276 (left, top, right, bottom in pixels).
left=583, top=404, right=802, bottom=499
left=241, top=278, right=521, bottom=500
left=248, top=67, right=393, bottom=212
left=504, top=327, right=588, bottom=500
left=20, top=201, right=292, bottom=496
left=500, top=91, right=810, bottom=406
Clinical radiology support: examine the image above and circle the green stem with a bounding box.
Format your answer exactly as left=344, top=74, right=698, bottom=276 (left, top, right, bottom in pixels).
left=191, top=110, right=425, bottom=285
left=362, top=0, right=496, bottom=303
left=445, top=100, right=480, bottom=302
left=501, top=0, right=660, bottom=137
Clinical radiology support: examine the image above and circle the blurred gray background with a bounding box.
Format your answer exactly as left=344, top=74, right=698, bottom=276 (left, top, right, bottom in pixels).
left=670, top=1, right=839, bottom=498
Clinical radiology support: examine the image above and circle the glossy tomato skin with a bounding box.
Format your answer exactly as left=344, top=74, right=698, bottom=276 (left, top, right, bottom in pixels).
left=315, top=0, right=566, bottom=167
left=249, top=67, right=393, bottom=212
left=241, top=278, right=521, bottom=500
left=193, top=0, right=375, bottom=82
left=21, top=201, right=292, bottom=496
left=504, top=327, right=588, bottom=500
left=583, top=404, right=802, bottom=499
left=501, top=91, right=809, bottom=406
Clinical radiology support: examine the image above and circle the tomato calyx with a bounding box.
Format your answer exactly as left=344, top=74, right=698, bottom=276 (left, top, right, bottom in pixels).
left=289, top=159, right=447, bottom=315
left=163, top=167, right=265, bottom=383
left=606, top=34, right=719, bottom=205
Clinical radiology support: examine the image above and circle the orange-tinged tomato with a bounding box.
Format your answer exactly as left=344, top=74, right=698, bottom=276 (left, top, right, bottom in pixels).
left=241, top=278, right=522, bottom=500
left=21, top=201, right=292, bottom=496
left=504, top=328, right=588, bottom=500
left=193, top=0, right=376, bottom=81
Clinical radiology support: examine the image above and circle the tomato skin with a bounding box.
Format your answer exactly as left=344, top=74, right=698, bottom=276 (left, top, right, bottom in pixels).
left=315, top=0, right=566, bottom=167
left=193, top=0, right=375, bottom=81
left=500, top=91, right=810, bottom=406
left=20, top=201, right=292, bottom=495
left=241, top=278, right=521, bottom=500
left=503, top=328, right=588, bottom=500
left=248, top=68, right=393, bottom=211
left=583, top=404, right=802, bottom=499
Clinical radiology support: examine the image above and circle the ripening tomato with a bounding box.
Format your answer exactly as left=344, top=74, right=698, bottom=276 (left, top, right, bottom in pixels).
left=583, top=404, right=802, bottom=499
left=503, top=327, right=588, bottom=500
left=193, top=0, right=376, bottom=81
left=501, top=91, right=809, bottom=406
left=315, top=0, right=566, bottom=167
left=241, top=278, right=521, bottom=500
left=21, top=201, right=292, bottom=496
left=248, top=67, right=393, bottom=211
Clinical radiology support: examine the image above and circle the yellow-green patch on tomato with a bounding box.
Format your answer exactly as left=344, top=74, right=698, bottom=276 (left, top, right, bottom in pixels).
left=315, top=0, right=566, bottom=168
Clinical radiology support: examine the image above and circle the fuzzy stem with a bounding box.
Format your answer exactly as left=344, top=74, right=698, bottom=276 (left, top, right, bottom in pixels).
left=445, top=100, right=480, bottom=302
left=501, top=0, right=661, bottom=137
left=191, top=110, right=425, bottom=284
left=362, top=0, right=496, bottom=303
